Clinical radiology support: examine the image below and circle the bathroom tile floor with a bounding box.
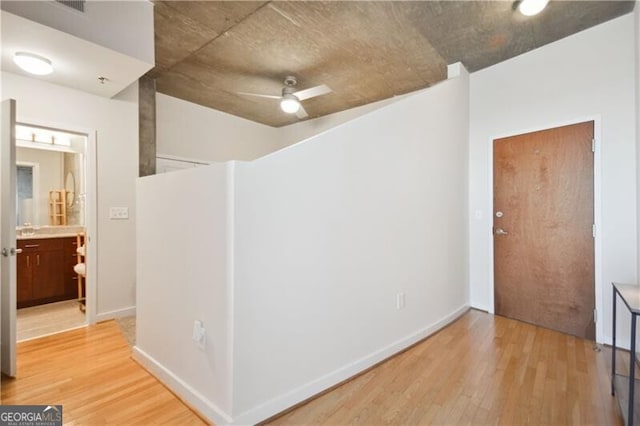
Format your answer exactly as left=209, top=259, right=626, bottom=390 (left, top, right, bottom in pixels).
left=17, top=300, right=86, bottom=341
left=115, top=315, right=136, bottom=347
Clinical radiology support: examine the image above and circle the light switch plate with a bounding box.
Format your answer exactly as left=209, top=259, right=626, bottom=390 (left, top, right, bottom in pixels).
left=109, top=207, right=129, bottom=220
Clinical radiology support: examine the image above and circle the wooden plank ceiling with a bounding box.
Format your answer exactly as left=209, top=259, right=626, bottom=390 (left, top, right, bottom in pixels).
left=151, top=1, right=634, bottom=127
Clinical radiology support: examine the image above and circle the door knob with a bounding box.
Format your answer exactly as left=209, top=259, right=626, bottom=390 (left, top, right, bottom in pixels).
left=494, top=228, right=509, bottom=236
left=1, top=248, right=21, bottom=256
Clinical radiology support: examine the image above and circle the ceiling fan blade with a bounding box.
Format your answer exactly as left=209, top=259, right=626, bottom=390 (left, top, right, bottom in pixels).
left=236, top=91, right=281, bottom=100
left=294, top=84, right=332, bottom=101
left=296, top=104, right=309, bottom=119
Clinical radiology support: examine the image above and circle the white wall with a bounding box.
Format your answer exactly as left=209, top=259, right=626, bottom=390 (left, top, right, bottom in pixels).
left=16, top=147, right=63, bottom=226
left=156, top=92, right=405, bottom=163
left=231, top=70, right=469, bottom=421
left=2, top=71, right=138, bottom=319
left=156, top=94, right=281, bottom=162
left=137, top=70, right=470, bottom=424
left=1, top=0, right=154, bottom=65
left=278, top=95, right=405, bottom=147
left=469, top=14, right=636, bottom=344
left=135, top=164, right=234, bottom=423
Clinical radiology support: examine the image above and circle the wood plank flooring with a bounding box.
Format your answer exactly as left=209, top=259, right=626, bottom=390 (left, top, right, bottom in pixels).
left=1, top=310, right=624, bottom=425
left=267, top=310, right=622, bottom=425
left=1, top=320, right=207, bottom=425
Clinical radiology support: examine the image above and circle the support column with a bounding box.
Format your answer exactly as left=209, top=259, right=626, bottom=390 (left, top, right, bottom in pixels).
left=139, top=75, right=156, bottom=177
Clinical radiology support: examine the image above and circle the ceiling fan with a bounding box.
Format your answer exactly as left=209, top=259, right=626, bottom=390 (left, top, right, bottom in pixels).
left=237, top=76, right=332, bottom=119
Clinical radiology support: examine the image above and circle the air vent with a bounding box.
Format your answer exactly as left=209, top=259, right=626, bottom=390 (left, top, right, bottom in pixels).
left=55, top=0, right=85, bottom=12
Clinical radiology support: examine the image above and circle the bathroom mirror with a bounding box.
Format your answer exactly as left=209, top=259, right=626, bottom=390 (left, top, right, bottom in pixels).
left=16, top=130, right=86, bottom=227
left=65, top=171, right=75, bottom=208
left=15, top=148, right=85, bottom=227
left=14, top=123, right=87, bottom=228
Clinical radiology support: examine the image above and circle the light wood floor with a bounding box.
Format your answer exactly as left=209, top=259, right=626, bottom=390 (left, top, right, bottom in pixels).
left=1, top=320, right=207, bottom=425
left=17, top=300, right=86, bottom=342
left=1, top=310, right=624, bottom=425
left=267, top=310, right=622, bottom=426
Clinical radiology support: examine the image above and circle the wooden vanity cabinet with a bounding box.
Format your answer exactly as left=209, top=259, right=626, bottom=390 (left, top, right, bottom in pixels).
left=16, top=248, right=32, bottom=304
left=17, top=237, right=78, bottom=308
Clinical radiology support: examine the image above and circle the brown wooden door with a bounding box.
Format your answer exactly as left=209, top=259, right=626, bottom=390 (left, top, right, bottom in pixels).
left=493, top=121, right=595, bottom=340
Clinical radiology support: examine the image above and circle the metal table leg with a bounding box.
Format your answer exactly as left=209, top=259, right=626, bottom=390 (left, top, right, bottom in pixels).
left=629, top=313, right=636, bottom=426
left=613, top=286, right=617, bottom=396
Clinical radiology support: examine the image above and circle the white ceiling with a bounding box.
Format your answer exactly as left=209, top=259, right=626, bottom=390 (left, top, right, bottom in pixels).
left=1, top=11, right=152, bottom=98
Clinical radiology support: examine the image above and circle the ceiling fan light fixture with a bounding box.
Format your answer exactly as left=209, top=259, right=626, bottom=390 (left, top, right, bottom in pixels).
left=280, top=94, right=300, bottom=114
left=518, top=0, right=549, bottom=16
left=13, top=52, right=53, bottom=75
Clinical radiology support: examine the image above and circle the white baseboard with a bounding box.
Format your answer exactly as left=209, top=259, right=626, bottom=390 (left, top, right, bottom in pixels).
left=132, top=346, right=232, bottom=425
left=132, top=304, right=469, bottom=425
left=231, top=304, right=470, bottom=425
left=612, top=337, right=630, bottom=350
left=95, top=305, right=136, bottom=322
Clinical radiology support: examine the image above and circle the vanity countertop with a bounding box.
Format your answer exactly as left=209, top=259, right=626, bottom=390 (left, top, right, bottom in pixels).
left=17, top=233, right=80, bottom=240
left=16, top=225, right=85, bottom=241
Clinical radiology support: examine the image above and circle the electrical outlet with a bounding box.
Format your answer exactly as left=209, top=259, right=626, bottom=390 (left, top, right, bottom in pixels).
left=396, top=292, right=405, bottom=310
left=109, top=207, right=129, bottom=220
left=192, top=320, right=206, bottom=350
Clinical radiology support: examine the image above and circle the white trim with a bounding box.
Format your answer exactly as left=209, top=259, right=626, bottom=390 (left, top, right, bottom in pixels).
left=593, top=118, right=604, bottom=343
left=487, top=115, right=604, bottom=343
left=132, top=304, right=469, bottom=425
left=226, top=162, right=236, bottom=419
left=155, top=153, right=210, bottom=165
left=94, top=305, right=135, bottom=322
left=85, top=130, right=97, bottom=325
left=132, top=346, right=233, bottom=425
left=13, top=118, right=97, bottom=326
left=231, top=304, right=470, bottom=425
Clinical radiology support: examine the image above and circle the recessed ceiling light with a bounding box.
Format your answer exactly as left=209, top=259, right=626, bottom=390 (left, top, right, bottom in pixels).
left=518, top=0, right=549, bottom=16
left=13, top=52, right=53, bottom=76
left=280, top=93, right=301, bottom=114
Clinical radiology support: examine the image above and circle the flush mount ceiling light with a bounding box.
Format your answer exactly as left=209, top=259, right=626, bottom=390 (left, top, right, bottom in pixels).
left=13, top=52, right=53, bottom=75
left=518, top=0, right=550, bottom=16
left=280, top=93, right=301, bottom=114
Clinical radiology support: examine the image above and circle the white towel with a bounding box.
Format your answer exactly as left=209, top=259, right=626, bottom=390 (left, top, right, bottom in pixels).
left=74, top=263, right=86, bottom=276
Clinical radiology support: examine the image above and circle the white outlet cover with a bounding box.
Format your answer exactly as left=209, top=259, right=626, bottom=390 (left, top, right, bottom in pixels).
left=193, top=320, right=206, bottom=350
left=109, top=207, right=129, bottom=220
left=396, top=292, right=405, bottom=310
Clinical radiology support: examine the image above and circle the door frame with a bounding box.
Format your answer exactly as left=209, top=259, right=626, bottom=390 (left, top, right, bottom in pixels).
left=487, top=115, right=603, bottom=342
left=1, top=99, right=17, bottom=376
left=13, top=117, right=98, bottom=326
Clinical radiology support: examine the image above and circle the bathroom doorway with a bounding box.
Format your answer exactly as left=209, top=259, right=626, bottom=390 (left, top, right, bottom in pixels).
left=13, top=123, right=92, bottom=341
